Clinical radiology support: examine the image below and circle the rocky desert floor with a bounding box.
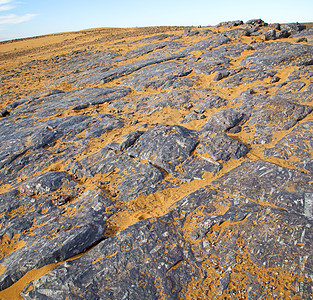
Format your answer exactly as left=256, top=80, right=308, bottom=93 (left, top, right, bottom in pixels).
left=0, top=20, right=313, bottom=299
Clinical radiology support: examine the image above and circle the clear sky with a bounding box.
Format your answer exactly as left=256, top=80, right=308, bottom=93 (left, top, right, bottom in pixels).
left=0, top=0, right=312, bottom=41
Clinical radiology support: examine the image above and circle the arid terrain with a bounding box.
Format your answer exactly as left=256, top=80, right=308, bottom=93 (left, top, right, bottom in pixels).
left=0, top=20, right=313, bottom=299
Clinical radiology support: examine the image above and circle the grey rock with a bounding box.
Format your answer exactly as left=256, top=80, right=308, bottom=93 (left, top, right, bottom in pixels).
left=213, top=70, right=230, bottom=81
left=114, top=41, right=170, bottom=62
left=176, top=155, right=222, bottom=181
left=1, top=20, right=313, bottom=299
left=100, top=53, right=186, bottom=84
left=18, top=171, right=75, bottom=196
left=270, top=23, right=281, bottom=30
left=201, top=108, right=245, bottom=133
left=0, top=188, right=113, bottom=291
left=270, top=75, right=280, bottom=83
left=107, top=131, right=144, bottom=151
left=217, top=20, right=244, bottom=27
left=296, top=37, right=308, bottom=43
left=212, top=160, right=313, bottom=216
left=0, top=111, right=124, bottom=186
left=246, top=19, right=268, bottom=27
left=240, top=42, right=313, bottom=68
left=242, top=98, right=313, bottom=144
left=179, top=33, right=230, bottom=54
left=192, top=43, right=252, bottom=76
left=127, top=125, right=198, bottom=176
left=263, top=29, right=276, bottom=40
left=276, top=29, right=290, bottom=39
left=180, top=112, right=204, bottom=123
left=130, top=33, right=173, bottom=44
left=264, top=117, right=313, bottom=173
left=197, top=132, right=249, bottom=161
left=0, top=109, right=9, bottom=117
left=244, top=25, right=260, bottom=36
left=68, top=148, right=165, bottom=202
left=121, top=60, right=193, bottom=91
left=281, top=22, right=306, bottom=34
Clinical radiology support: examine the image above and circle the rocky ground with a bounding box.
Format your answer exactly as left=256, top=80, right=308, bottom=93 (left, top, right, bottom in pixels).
left=0, top=19, right=313, bottom=299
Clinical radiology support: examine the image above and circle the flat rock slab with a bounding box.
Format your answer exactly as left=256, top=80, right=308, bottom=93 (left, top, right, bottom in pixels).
left=127, top=125, right=198, bottom=176
left=10, top=87, right=131, bottom=119
left=0, top=187, right=113, bottom=291
left=235, top=95, right=313, bottom=144
left=197, top=132, right=249, bottom=161
left=240, top=41, right=313, bottom=68
left=121, top=60, right=193, bottom=91
left=0, top=113, right=124, bottom=185
left=179, top=33, right=230, bottom=54
left=264, top=117, right=313, bottom=173
left=211, top=160, right=313, bottom=217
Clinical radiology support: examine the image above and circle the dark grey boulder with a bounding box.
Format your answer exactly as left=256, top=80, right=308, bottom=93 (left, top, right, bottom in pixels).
left=197, top=132, right=249, bottom=161
left=276, top=29, right=290, bottom=39
left=217, top=20, right=244, bottom=27
left=201, top=108, right=245, bottom=133
left=246, top=19, right=268, bottom=27
left=263, top=29, right=276, bottom=40
left=213, top=70, right=230, bottom=81
left=281, top=22, right=306, bottom=34
left=127, top=125, right=198, bottom=176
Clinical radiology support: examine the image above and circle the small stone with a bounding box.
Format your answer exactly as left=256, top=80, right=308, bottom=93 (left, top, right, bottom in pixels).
left=184, top=103, right=193, bottom=109
left=57, top=195, right=71, bottom=206
left=131, top=120, right=138, bottom=125
left=296, top=37, right=308, bottom=43
left=228, top=125, right=242, bottom=134
left=213, top=70, right=230, bottom=81
left=198, top=114, right=206, bottom=119
left=271, top=76, right=280, bottom=83
left=0, top=109, right=9, bottom=117
left=194, top=108, right=205, bottom=114
left=271, top=23, right=281, bottom=30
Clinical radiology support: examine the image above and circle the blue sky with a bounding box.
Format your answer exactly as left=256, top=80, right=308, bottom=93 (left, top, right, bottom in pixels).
left=0, top=0, right=312, bottom=41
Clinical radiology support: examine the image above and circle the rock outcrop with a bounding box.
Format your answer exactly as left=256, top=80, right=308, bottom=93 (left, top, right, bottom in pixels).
left=0, top=19, right=312, bottom=299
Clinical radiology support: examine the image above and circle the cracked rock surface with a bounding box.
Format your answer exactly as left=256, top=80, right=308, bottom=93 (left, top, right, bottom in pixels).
left=0, top=20, right=313, bottom=299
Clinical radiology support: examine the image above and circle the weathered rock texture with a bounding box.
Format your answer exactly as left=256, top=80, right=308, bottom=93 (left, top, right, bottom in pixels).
left=0, top=20, right=313, bottom=299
